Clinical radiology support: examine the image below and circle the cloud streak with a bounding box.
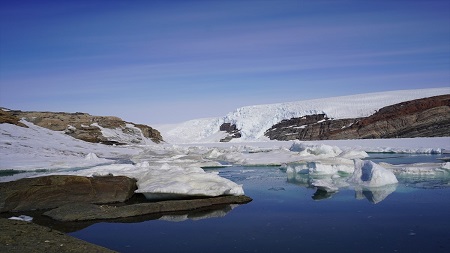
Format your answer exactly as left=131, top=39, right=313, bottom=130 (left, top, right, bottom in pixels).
left=1, top=1, right=449, bottom=124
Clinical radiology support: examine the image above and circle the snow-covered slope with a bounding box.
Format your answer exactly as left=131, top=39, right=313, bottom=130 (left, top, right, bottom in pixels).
left=158, top=88, right=450, bottom=143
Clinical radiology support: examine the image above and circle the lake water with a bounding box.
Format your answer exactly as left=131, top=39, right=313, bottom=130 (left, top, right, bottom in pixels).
left=70, top=154, right=450, bottom=253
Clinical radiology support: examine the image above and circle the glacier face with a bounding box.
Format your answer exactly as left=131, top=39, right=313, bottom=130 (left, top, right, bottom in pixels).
left=158, top=87, right=450, bottom=143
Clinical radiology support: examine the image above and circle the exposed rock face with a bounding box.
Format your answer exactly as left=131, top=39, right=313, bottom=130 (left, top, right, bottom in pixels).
left=265, top=114, right=360, bottom=141
left=0, top=175, right=137, bottom=212
left=219, top=123, right=242, bottom=142
left=0, top=109, right=28, bottom=128
left=1, top=110, right=163, bottom=144
left=265, top=95, right=450, bottom=141
left=44, top=195, right=253, bottom=221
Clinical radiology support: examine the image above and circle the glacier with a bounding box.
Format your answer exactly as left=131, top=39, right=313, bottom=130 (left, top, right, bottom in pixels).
left=157, top=87, right=450, bottom=143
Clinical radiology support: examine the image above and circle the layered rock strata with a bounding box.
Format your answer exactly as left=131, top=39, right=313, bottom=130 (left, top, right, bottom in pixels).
left=264, top=95, right=450, bottom=141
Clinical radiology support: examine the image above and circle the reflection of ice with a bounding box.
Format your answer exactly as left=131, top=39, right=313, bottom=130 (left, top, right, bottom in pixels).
left=285, top=160, right=398, bottom=203
left=312, top=189, right=337, bottom=201
left=380, top=162, right=450, bottom=189
left=354, top=184, right=397, bottom=204
left=311, top=179, right=339, bottom=192
left=158, top=204, right=238, bottom=222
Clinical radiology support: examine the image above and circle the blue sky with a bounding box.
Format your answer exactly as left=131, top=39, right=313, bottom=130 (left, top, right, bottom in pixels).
left=1, top=0, right=449, bottom=124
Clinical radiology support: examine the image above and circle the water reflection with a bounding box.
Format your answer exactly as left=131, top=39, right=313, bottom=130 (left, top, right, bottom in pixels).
left=0, top=203, right=243, bottom=233
left=285, top=163, right=398, bottom=204
left=354, top=184, right=397, bottom=204
left=158, top=204, right=238, bottom=222
left=312, top=189, right=335, bottom=200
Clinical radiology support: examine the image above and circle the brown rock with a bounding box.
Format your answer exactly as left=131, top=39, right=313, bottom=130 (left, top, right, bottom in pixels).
left=0, top=175, right=137, bottom=212
left=0, top=109, right=28, bottom=128
left=4, top=110, right=164, bottom=144
left=265, top=94, right=450, bottom=141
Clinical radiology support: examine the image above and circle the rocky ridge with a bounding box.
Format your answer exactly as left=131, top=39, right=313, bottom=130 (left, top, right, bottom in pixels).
left=0, top=109, right=163, bottom=144
left=264, top=94, right=450, bottom=141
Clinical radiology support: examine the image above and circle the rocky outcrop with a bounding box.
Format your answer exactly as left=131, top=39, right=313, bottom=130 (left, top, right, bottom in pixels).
left=0, top=175, right=137, bottom=212
left=219, top=123, right=242, bottom=142
left=44, top=195, right=252, bottom=221
left=0, top=109, right=28, bottom=128
left=265, top=94, right=450, bottom=141
left=265, top=114, right=360, bottom=141
left=1, top=109, right=163, bottom=144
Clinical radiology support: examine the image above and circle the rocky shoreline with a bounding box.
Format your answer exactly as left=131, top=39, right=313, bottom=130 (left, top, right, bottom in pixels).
left=0, top=218, right=117, bottom=253
left=0, top=175, right=252, bottom=252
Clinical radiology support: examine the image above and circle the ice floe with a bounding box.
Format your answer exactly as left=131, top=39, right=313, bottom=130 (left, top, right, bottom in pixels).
left=134, top=163, right=244, bottom=199
left=348, top=159, right=398, bottom=188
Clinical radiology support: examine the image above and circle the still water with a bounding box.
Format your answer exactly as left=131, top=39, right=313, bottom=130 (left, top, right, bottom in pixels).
left=70, top=155, right=450, bottom=253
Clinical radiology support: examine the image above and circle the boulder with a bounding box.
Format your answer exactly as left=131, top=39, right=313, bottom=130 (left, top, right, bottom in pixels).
left=0, top=175, right=137, bottom=212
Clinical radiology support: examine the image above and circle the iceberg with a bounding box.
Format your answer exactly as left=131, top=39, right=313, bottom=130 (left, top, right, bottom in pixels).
left=135, top=163, right=244, bottom=200
left=348, top=159, right=398, bottom=187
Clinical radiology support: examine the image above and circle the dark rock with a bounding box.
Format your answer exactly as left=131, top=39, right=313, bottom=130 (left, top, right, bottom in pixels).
left=219, top=123, right=241, bottom=142
left=0, top=218, right=116, bottom=253
left=0, top=175, right=137, bottom=212
left=265, top=95, right=450, bottom=141
left=44, top=195, right=253, bottom=221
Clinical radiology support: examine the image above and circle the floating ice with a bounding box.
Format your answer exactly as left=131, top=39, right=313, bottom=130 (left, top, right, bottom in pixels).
left=349, top=159, right=398, bottom=187
left=135, top=163, right=244, bottom=200
left=289, top=142, right=342, bottom=157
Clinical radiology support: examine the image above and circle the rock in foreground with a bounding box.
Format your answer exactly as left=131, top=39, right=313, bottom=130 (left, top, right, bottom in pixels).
left=0, top=175, right=137, bottom=212
left=0, top=218, right=116, bottom=253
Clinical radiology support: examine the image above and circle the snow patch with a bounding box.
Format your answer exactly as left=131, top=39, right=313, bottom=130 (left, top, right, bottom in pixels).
left=8, top=215, right=33, bottom=222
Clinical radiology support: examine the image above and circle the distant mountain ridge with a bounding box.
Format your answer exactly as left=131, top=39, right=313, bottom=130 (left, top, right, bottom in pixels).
left=264, top=94, right=450, bottom=141
left=2, top=88, right=449, bottom=145
left=0, top=109, right=163, bottom=145
left=158, top=88, right=450, bottom=143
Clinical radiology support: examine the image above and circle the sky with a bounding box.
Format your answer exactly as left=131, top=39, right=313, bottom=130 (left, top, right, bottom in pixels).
left=0, top=0, right=449, bottom=124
